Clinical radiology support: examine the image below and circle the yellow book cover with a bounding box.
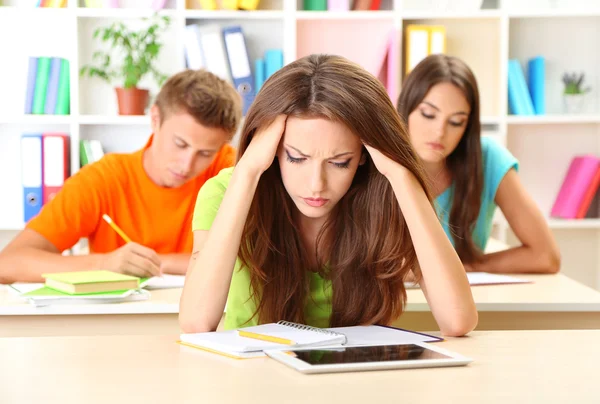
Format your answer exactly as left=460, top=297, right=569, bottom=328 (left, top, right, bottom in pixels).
left=239, top=0, right=259, bottom=10
left=198, top=0, right=217, bottom=10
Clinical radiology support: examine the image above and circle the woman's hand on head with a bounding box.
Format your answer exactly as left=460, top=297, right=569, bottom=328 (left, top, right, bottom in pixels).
left=238, top=115, right=287, bottom=176
left=364, top=144, right=402, bottom=178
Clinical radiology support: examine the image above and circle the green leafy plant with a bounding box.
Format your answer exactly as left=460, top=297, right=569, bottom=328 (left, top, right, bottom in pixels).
left=79, top=15, right=171, bottom=89
left=562, top=72, right=591, bottom=95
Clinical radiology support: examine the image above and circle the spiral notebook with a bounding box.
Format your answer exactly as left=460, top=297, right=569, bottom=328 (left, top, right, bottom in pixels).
left=179, top=321, right=441, bottom=359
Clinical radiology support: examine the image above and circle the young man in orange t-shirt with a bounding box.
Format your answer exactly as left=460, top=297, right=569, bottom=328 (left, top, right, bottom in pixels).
left=0, top=70, right=242, bottom=283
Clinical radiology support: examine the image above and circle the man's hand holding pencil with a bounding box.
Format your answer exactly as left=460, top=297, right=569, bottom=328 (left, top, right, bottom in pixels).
left=101, top=214, right=162, bottom=278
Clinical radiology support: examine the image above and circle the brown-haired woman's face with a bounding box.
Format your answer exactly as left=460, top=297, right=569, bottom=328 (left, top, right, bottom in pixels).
left=276, top=116, right=365, bottom=223
left=407, top=82, right=470, bottom=164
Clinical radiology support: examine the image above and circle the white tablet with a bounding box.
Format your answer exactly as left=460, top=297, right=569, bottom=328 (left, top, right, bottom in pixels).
left=265, top=343, right=472, bottom=374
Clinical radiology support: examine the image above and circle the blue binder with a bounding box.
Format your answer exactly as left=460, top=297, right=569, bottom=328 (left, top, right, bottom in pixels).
left=222, top=26, right=255, bottom=116
left=255, top=58, right=265, bottom=93
left=264, top=49, right=283, bottom=80
left=21, top=134, right=44, bottom=223
left=508, top=59, right=535, bottom=116
left=528, top=56, right=546, bottom=115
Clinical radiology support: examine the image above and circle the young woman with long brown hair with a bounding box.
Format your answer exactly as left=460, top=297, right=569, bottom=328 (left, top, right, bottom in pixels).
left=398, top=54, right=560, bottom=273
left=179, top=54, right=477, bottom=337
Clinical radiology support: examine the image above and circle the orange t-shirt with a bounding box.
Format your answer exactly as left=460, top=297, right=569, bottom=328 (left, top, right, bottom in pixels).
left=27, top=135, right=236, bottom=254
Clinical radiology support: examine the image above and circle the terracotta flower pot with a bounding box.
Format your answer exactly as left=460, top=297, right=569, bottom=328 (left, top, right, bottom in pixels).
left=115, top=87, right=149, bottom=115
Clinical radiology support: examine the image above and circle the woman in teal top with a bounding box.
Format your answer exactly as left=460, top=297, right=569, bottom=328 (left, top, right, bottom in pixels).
left=397, top=55, right=560, bottom=274
left=180, top=55, right=477, bottom=335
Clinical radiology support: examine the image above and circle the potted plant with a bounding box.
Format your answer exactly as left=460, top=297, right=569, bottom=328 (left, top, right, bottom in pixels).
left=80, top=15, right=171, bottom=115
left=562, top=72, right=591, bottom=114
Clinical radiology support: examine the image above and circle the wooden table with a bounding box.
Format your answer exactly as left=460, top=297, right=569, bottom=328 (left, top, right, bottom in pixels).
left=396, top=273, right=600, bottom=331
left=0, top=287, right=182, bottom=337
left=1, top=330, right=597, bottom=404
left=2, top=273, right=600, bottom=337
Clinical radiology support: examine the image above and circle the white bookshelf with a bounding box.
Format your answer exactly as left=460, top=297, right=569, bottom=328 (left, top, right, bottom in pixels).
left=1, top=0, right=599, bottom=290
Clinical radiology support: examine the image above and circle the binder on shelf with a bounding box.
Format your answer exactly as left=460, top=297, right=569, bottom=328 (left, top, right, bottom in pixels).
left=223, top=26, right=255, bottom=116
left=405, top=25, right=446, bottom=75
left=327, top=0, right=349, bottom=11
left=184, top=25, right=205, bottom=70
left=239, top=0, right=259, bottom=10
left=198, top=0, right=218, bottom=10
left=54, top=58, right=70, bottom=115
left=42, top=134, right=70, bottom=205
left=197, top=24, right=232, bottom=83
left=576, top=165, right=600, bottom=219
left=264, top=49, right=283, bottom=81
left=304, top=0, right=327, bottom=10
left=507, top=59, right=535, bottom=116
left=255, top=59, right=265, bottom=93
left=352, top=0, right=371, bottom=10
left=44, top=58, right=62, bottom=115
left=551, top=155, right=600, bottom=219
left=21, top=134, right=43, bottom=223
left=221, top=0, right=239, bottom=10
left=152, top=0, right=167, bottom=9
left=24, top=57, right=38, bottom=114
left=527, top=56, right=545, bottom=115
left=31, top=57, right=52, bottom=115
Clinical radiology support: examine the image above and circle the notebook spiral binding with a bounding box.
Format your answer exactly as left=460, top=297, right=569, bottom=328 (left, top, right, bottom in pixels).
left=276, top=320, right=346, bottom=339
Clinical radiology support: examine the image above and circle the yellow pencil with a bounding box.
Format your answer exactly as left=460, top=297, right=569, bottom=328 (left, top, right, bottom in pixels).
left=102, top=214, right=132, bottom=243
left=237, top=330, right=295, bottom=346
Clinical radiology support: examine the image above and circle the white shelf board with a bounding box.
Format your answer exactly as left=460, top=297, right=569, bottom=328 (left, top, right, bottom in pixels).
left=296, top=10, right=395, bottom=20
left=507, top=9, right=600, bottom=19
left=548, top=219, right=600, bottom=229
left=0, top=115, right=72, bottom=125
left=507, top=115, right=600, bottom=125
left=78, top=115, right=150, bottom=125
left=401, top=9, right=502, bottom=20
left=481, top=115, right=502, bottom=125
left=184, top=10, right=284, bottom=19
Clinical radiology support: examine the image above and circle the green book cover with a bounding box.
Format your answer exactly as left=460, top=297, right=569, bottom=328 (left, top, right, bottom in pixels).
left=303, top=0, right=327, bottom=10
left=31, top=57, right=52, bottom=114
left=54, top=58, right=70, bottom=115
left=80, top=140, right=90, bottom=166
left=22, top=286, right=133, bottom=298
left=42, top=270, right=139, bottom=285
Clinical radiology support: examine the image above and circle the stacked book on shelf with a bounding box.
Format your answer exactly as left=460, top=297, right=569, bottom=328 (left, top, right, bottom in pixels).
left=21, top=133, right=70, bottom=223
left=33, top=0, right=67, bottom=7
left=405, top=25, right=446, bottom=75
left=184, top=24, right=283, bottom=115
left=196, top=0, right=259, bottom=10
left=25, top=56, right=70, bottom=115
left=551, top=155, right=600, bottom=219
left=303, top=0, right=382, bottom=11
left=80, top=139, right=105, bottom=167
left=507, top=57, right=545, bottom=116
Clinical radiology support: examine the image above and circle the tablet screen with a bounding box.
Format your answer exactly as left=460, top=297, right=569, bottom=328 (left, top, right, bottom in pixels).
left=291, top=344, right=451, bottom=365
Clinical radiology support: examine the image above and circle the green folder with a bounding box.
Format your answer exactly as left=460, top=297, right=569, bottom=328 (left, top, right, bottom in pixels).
left=31, top=57, right=52, bottom=114
left=54, top=58, right=70, bottom=115
left=22, top=286, right=133, bottom=298
left=304, top=0, right=327, bottom=10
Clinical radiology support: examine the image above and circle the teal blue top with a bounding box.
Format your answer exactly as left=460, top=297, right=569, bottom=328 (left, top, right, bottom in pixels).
left=434, top=136, right=519, bottom=251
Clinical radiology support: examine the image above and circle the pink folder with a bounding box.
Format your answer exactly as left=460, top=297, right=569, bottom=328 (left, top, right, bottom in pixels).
left=551, top=155, right=600, bottom=219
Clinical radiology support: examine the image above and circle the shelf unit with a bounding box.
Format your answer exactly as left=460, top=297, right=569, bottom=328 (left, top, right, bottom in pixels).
left=1, top=0, right=599, bottom=289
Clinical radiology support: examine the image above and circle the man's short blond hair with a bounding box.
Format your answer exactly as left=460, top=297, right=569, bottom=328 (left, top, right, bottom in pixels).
left=154, top=69, right=242, bottom=137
